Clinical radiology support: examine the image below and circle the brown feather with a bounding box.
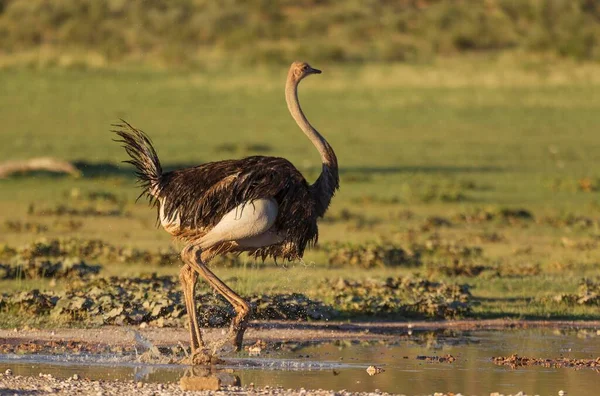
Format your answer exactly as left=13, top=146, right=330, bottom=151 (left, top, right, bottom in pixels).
left=112, top=119, right=320, bottom=262
left=159, top=156, right=318, bottom=261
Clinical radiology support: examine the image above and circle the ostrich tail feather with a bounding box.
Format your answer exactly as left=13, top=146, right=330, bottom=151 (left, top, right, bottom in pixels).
left=112, top=119, right=163, bottom=202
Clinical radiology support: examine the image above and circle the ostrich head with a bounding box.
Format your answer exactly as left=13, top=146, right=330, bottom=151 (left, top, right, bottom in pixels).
left=289, top=61, right=321, bottom=83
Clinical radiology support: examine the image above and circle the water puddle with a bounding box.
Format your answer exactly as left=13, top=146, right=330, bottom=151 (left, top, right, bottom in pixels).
left=1, top=328, right=599, bottom=394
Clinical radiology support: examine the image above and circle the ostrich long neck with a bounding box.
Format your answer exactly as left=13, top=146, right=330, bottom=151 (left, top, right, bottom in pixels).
left=285, top=74, right=339, bottom=217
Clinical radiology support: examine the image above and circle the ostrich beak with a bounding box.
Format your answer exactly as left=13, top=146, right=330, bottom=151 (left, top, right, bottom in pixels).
left=310, top=67, right=322, bottom=74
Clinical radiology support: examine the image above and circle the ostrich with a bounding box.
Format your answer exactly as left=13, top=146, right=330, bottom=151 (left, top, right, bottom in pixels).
left=113, top=61, right=339, bottom=364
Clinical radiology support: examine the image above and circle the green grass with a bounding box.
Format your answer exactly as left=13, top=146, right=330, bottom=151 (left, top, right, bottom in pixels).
left=1, top=60, right=600, bottom=323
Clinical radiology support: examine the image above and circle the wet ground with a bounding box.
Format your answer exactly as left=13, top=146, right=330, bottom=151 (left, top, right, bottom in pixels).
left=0, top=323, right=599, bottom=395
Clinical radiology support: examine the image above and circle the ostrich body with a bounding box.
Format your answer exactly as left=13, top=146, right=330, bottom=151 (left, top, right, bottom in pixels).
left=114, top=62, right=339, bottom=364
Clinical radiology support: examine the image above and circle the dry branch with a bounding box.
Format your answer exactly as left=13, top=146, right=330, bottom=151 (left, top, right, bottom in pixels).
left=0, top=157, right=81, bottom=179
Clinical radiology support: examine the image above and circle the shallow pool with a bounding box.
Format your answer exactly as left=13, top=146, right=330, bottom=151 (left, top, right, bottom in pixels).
left=1, top=328, right=598, bottom=395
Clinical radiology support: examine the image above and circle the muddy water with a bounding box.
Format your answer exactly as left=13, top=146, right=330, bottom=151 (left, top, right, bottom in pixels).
left=1, top=328, right=598, bottom=395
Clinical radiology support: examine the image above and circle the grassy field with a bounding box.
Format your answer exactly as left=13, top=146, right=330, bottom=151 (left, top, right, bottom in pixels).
left=1, top=59, right=600, bottom=325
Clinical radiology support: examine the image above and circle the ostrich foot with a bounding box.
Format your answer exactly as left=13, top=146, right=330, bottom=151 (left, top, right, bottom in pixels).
left=229, top=314, right=249, bottom=351
left=183, top=349, right=223, bottom=366
left=230, top=327, right=247, bottom=351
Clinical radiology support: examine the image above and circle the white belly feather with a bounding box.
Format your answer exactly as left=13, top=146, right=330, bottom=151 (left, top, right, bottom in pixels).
left=159, top=197, right=281, bottom=249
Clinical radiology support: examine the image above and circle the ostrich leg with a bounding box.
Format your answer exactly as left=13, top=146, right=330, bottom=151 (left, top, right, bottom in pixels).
left=179, top=264, right=205, bottom=359
left=198, top=249, right=251, bottom=350
left=181, top=198, right=278, bottom=351
left=182, top=245, right=250, bottom=351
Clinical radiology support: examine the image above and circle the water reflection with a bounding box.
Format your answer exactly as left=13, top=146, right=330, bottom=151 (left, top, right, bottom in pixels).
left=0, top=328, right=598, bottom=395
left=179, top=367, right=240, bottom=391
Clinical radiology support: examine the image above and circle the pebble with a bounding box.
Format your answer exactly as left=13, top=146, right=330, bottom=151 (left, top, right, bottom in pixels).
left=0, top=375, right=407, bottom=395
left=489, top=393, right=539, bottom=396
left=366, top=365, right=384, bottom=376
left=0, top=374, right=553, bottom=396
left=248, top=345, right=262, bottom=356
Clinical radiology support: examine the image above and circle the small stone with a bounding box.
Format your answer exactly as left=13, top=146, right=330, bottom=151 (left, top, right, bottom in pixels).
left=139, top=322, right=148, bottom=329
left=248, top=345, right=262, bottom=356
left=366, top=365, right=385, bottom=376
left=136, top=381, right=143, bottom=388
left=73, top=374, right=79, bottom=380
left=558, top=391, right=566, bottom=396
left=4, top=369, right=12, bottom=376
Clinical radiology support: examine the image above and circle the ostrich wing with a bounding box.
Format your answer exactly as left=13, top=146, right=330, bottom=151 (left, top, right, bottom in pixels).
left=158, top=156, right=318, bottom=259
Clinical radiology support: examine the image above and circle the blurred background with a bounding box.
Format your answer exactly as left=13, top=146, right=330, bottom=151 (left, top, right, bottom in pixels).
left=1, top=0, right=600, bottom=326
left=1, top=0, right=600, bottom=67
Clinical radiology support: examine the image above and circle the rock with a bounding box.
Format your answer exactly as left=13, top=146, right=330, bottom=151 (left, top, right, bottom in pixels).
left=179, top=375, right=221, bottom=391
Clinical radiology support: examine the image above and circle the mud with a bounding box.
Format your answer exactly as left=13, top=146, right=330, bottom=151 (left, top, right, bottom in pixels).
left=415, top=354, right=456, bottom=363
left=492, top=354, right=600, bottom=369
left=2, top=319, right=599, bottom=352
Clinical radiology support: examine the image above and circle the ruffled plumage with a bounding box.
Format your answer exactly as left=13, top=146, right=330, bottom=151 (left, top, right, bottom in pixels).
left=113, top=121, right=320, bottom=262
